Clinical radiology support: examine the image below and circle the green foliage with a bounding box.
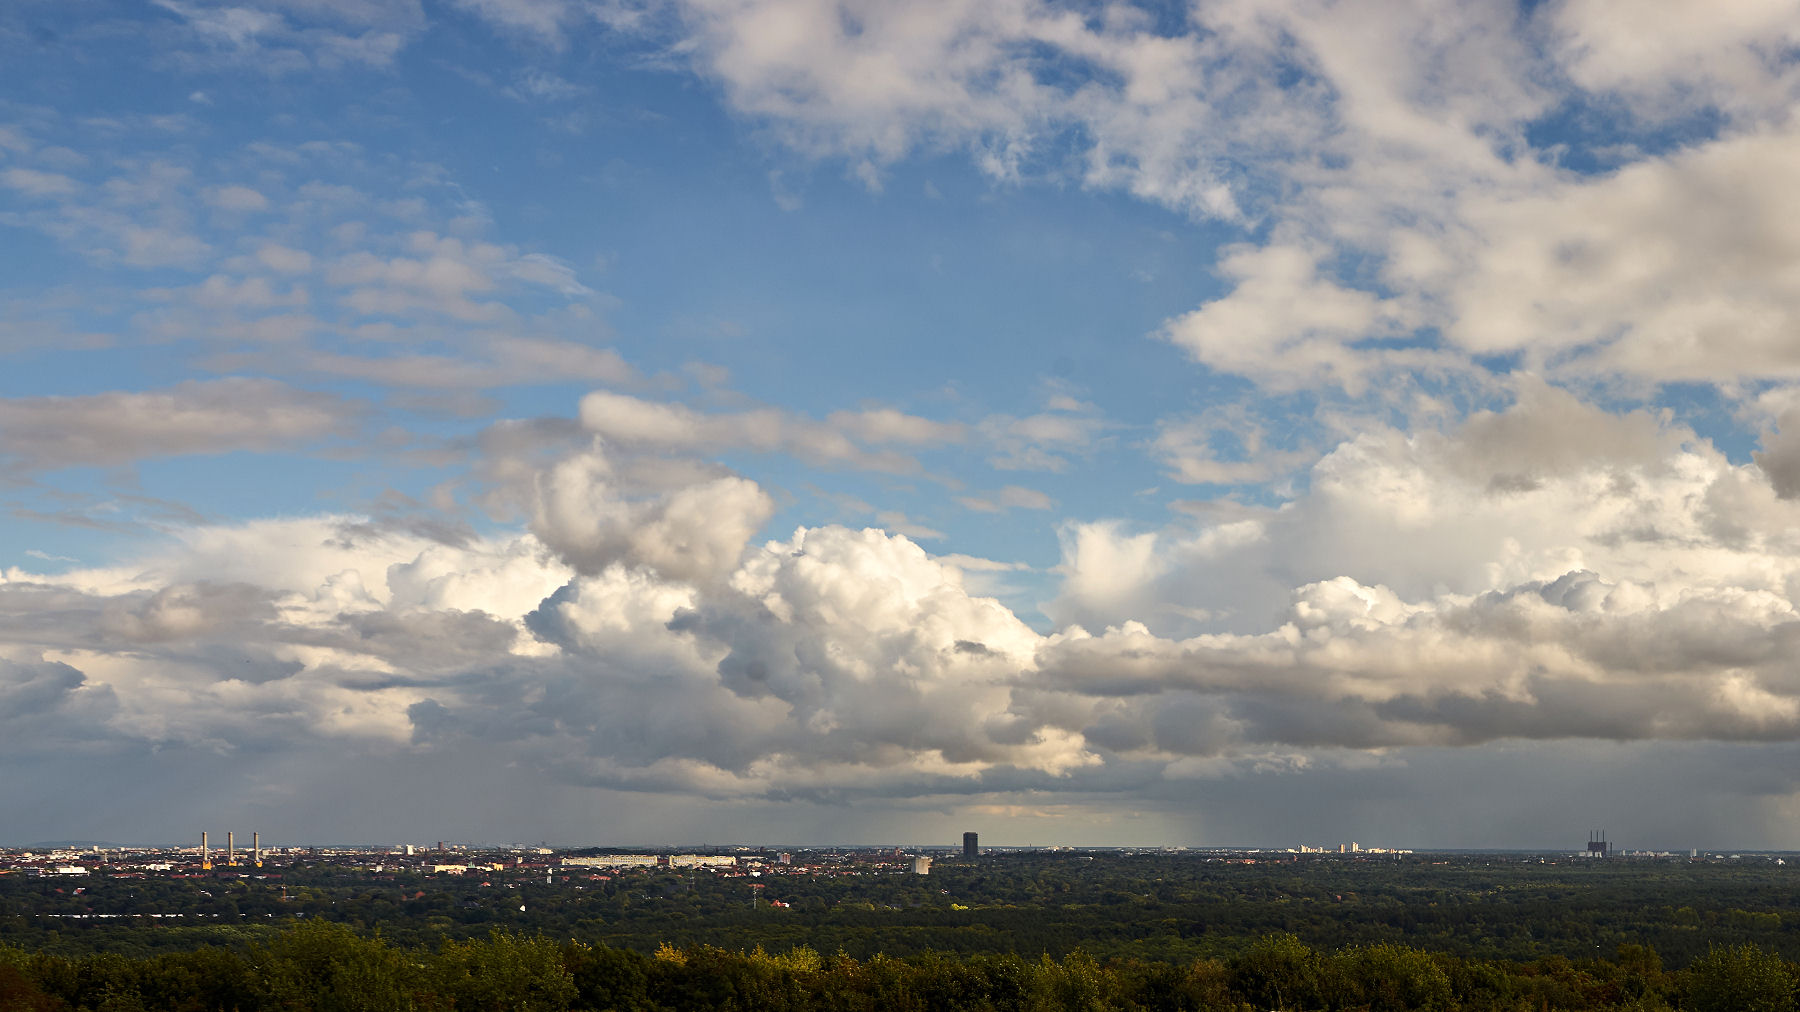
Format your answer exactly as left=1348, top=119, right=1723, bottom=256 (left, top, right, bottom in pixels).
left=8, top=853, right=1800, bottom=971
left=1682, top=943, right=1796, bottom=1012
left=1229, top=933, right=1322, bottom=1011
left=1033, top=949, right=1112, bottom=1012
left=5, top=854, right=1800, bottom=1010
left=1335, top=944, right=1453, bottom=1012
left=423, top=932, right=575, bottom=1012
left=564, top=941, right=655, bottom=1012
left=0, top=959, right=60, bottom=1012
left=0, top=922, right=1794, bottom=1012
left=252, top=918, right=419, bottom=1012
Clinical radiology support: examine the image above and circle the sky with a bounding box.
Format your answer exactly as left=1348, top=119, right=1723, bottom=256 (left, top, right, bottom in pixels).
left=2, top=0, right=1800, bottom=851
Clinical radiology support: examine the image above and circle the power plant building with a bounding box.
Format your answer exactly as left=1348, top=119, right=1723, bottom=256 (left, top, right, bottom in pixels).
left=963, top=832, right=978, bottom=858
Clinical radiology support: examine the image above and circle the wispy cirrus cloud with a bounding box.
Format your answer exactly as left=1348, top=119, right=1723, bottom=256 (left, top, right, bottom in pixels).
left=0, top=378, right=359, bottom=475
left=578, top=390, right=955, bottom=473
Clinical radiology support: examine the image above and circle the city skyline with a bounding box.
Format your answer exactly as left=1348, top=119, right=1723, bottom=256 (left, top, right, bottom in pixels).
left=0, top=836, right=1766, bottom=856
left=3, top=1, right=1800, bottom=849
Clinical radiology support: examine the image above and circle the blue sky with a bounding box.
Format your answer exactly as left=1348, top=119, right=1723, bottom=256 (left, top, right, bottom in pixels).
left=4, top=0, right=1800, bottom=849
left=4, top=4, right=1246, bottom=585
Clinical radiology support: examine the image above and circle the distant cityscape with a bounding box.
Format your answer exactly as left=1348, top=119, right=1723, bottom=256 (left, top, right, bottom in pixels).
left=2, top=828, right=1786, bottom=885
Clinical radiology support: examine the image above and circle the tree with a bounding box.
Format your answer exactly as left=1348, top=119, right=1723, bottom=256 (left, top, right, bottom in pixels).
left=1335, top=944, right=1452, bottom=1012
left=253, top=918, right=418, bottom=1012
left=423, top=931, right=575, bottom=1012
left=1684, top=943, right=1796, bottom=1012
left=1031, top=950, right=1111, bottom=1012
left=1229, top=934, right=1322, bottom=1011
left=564, top=941, right=656, bottom=1012
left=0, top=962, right=60, bottom=1012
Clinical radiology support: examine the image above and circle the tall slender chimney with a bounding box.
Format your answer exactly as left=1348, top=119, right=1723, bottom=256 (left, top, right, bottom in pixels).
left=227, top=831, right=235, bottom=866
left=253, top=832, right=261, bottom=868
left=202, top=831, right=211, bottom=870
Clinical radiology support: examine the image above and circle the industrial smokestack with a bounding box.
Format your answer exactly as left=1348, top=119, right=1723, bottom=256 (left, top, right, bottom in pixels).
left=202, top=831, right=210, bottom=870
left=228, top=831, right=235, bottom=866
left=253, top=832, right=261, bottom=867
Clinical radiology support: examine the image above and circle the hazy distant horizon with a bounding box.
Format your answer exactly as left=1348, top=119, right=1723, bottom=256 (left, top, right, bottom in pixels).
left=7, top=836, right=1788, bottom=857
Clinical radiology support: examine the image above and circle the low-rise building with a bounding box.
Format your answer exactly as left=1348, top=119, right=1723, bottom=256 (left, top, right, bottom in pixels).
left=669, top=855, right=737, bottom=869
left=562, top=854, right=661, bottom=868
